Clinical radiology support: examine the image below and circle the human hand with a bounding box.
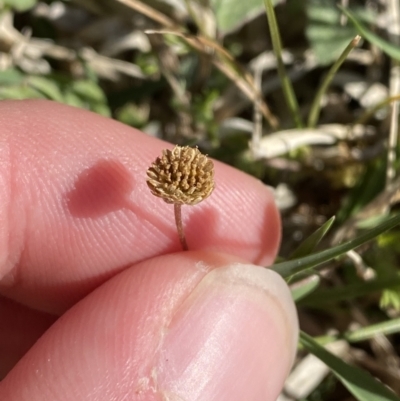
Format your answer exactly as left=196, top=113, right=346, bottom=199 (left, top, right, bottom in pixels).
left=0, top=100, right=298, bottom=401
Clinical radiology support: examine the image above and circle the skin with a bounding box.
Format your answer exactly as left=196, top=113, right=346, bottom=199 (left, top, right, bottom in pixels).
left=0, top=100, right=299, bottom=401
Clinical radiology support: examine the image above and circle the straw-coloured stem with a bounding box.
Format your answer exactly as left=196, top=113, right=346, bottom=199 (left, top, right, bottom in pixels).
left=146, top=145, right=215, bottom=251
left=174, top=203, right=188, bottom=251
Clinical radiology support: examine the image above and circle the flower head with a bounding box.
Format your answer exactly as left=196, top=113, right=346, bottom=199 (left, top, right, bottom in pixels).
left=146, top=145, right=215, bottom=205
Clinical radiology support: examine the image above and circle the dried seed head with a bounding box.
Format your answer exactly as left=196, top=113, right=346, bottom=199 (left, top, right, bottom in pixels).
left=146, top=145, right=215, bottom=205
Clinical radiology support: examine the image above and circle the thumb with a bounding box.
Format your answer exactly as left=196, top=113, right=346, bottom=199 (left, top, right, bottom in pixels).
left=0, top=251, right=298, bottom=401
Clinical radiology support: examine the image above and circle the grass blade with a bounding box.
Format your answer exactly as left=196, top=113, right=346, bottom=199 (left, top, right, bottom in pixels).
left=300, top=331, right=400, bottom=401
left=340, top=6, right=400, bottom=61
left=290, top=216, right=336, bottom=259
left=263, top=0, right=303, bottom=127
left=291, top=275, right=320, bottom=302
left=307, top=35, right=361, bottom=128
left=299, top=274, right=400, bottom=306
left=344, top=318, right=400, bottom=343
left=273, top=213, right=400, bottom=278
left=301, top=318, right=400, bottom=349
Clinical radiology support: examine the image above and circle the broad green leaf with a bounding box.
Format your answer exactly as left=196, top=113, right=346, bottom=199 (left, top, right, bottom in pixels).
left=300, top=332, right=400, bottom=401
left=115, top=103, right=149, bottom=127
left=0, top=85, right=43, bottom=100
left=28, top=76, right=64, bottom=103
left=70, top=80, right=110, bottom=114
left=340, top=6, right=400, bottom=61
left=211, top=0, right=277, bottom=33
left=290, top=216, right=335, bottom=259
left=291, top=275, right=320, bottom=302
left=4, top=0, right=37, bottom=11
left=0, top=69, right=23, bottom=85
left=63, top=90, right=87, bottom=109
left=377, top=230, right=400, bottom=252
left=380, top=288, right=400, bottom=312
left=91, top=102, right=111, bottom=117
left=71, top=80, right=107, bottom=103
left=306, top=0, right=358, bottom=64
left=273, top=213, right=400, bottom=278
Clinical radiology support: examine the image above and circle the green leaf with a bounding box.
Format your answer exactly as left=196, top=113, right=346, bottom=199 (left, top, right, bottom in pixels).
left=336, top=161, right=385, bottom=224
left=340, top=6, right=400, bottom=61
left=63, top=90, right=87, bottom=109
left=211, top=0, right=277, bottom=33
left=307, top=34, right=361, bottom=127
left=70, top=80, right=110, bottom=114
left=273, top=213, right=400, bottom=278
left=115, top=103, right=149, bottom=127
left=345, top=317, right=400, bottom=342
left=300, top=274, right=400, bottom=306
left=27, top=76, right=64, bottom=103
left=91, top=102, right=111, bottom=117
left=71, top=80, right=107, bottom=103
left=263, top=0, right=303, bottom=127
left=4, top=0, right=37, bottom=12
left=309, top=318, right=400, bottom=346
left=380, top=288, right=400, bottom=312
left=0, top=85, right=43, bottom=100
left=0, top=69, right=24, bottom=85
left=306, top=0, right=358, bottom=65
left=300, top=332, right=400, bottom=401
left=291, top=275, right=320, bottom=302
left=290, top=216, right=335, bottom=259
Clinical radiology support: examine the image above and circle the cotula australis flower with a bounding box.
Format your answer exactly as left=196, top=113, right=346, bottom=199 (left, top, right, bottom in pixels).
left=146, top=145, right=215, bottom=250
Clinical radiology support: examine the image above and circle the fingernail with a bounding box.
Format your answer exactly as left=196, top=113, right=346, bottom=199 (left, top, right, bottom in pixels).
left=156, top=263, right=298, bottom=401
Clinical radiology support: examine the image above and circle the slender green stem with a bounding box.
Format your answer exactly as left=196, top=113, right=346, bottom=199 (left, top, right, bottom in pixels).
left=263, top=0, right=303, bottom=128
left=307, top=35, right=361, bottom=128
left=353, top=94, right=400, bottom=126
left=299, top=318, right=400, bottom=349
left=174, top=203, right=188, bottom=251
left=344, top=317, right=400, bottom=342
left=273, top=213, right=400, bottom=278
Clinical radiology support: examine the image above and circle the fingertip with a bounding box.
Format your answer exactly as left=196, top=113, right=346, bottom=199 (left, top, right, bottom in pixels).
left=156, top=262, right=297, bottom=401
left=0, top=99, right=281, bottom=313
left=0, top=252, right=297, bottom=401
left=187, top=170, right=281, bottom=266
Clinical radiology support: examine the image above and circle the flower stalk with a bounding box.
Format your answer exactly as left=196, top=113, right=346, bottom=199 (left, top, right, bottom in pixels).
left=146, top=145, right=215, bottom=251
left=174, top=203, right=188, bottom=251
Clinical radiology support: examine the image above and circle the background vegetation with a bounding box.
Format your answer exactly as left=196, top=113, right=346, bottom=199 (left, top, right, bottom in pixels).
left=2, top=0, right=400, bottom=400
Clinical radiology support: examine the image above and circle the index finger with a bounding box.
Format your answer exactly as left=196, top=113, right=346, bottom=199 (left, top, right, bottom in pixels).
left=0, top=100, right=280, bottom=313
